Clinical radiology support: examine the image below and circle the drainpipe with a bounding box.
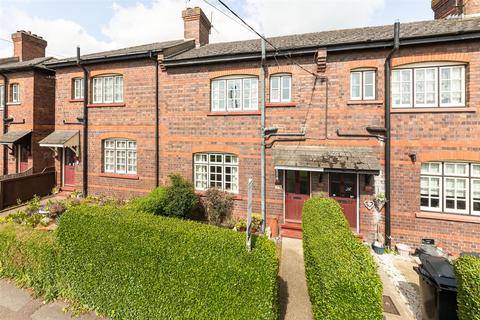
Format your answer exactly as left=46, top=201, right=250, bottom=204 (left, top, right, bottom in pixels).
left=149, top=51, right=160, bottom=187
left=384, top=22, right=401, bottom=249
left=260, top=38, right=267, bottom=233
left=76, top=47, right=89, bottom=197
left=0, top=72, right=7, bottom=175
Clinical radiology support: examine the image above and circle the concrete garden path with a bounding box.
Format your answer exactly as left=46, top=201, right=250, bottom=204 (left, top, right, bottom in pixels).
left=279, top=238, right=313, bottom=320
left=0, top=279, right=102, bottom=320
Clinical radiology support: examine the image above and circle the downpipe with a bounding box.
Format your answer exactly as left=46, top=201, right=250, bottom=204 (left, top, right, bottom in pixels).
left=76, top=47, right=89, bottom=197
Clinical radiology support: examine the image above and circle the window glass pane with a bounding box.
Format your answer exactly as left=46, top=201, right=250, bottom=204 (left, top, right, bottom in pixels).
left=440, top=66, right=464, bottom=106
left=93, top=78, right=103, bottom=103
left=472, top=164, right=480, bottom=177
left=281, top=76, right=291, bottom=102
left=351, top=72, right=361, bottom=99
left=392, top=70, right=412, bottom=107
left=194, top=153, right=238, bottom=193
left=0, top=85, right=4, bottom=109
left=270, top=76, right=280, bottom=102
left=104, top=77, right=114, bottom=103
left=227, top=79, right=242, bottom=111
left=114, top=76, right=123, bottom=102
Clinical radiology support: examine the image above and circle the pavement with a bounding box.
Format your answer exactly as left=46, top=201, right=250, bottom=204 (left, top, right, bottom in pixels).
left=0, top=279, right=102, bottom=320
left=279, top=238, right=313, bottom=320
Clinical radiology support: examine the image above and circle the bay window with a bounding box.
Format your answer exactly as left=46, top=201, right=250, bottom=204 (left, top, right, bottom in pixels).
left=211, top=76, right=258, bottom=112
left=92, top=75, right=123, bottom=104
left=194, top=153, right=239, bottom=193
left=270, top=74, right=292, bottom=103
left=350, top=70, right=376, bottom=100
left=392, top=64, right=465, bottom=108
left=421, top=161, right=480, bottom=215
left=104, top=139, right=137, bottom=175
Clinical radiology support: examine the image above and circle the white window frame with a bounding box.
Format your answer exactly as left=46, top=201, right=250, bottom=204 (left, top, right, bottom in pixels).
left=103, top=139, right=136, bottom=175
left=444, top=176, right=469, bottom=214
left=414, top=67, right=438, bottom=108
left=392, top=69, right=413, bottom=108
left=10, top=84, right=20, bottom=103
left=211, top=76, right=258, bottom=112
left=420, top=162, right=442, bottom=212
left=350, top=70, right=376, bottom=101
left=193, top=153, right=239, bottom=193
left=270, top=74, right=292, bottom=103
left=73, top=78, right=84, bottom=100
left=0, top=85, right=4, bottom=109
left=392, top=63, right=466, bottom=108
left=92, top=75, right=124, bottom=104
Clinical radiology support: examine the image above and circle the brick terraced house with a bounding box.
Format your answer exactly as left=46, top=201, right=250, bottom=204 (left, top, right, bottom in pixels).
left=29, top=1, right=480, bottom=254
left=0, top=31, right=55, bottom=175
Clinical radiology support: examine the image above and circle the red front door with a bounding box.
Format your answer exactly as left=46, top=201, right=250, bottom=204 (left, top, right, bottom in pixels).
left=18, top=144, right=29, bottom=173
left=329, top=173, right=357, bottom=230
left=63, top=148, right=76, bottom=187
left=285, top=171, right=310, bottom=222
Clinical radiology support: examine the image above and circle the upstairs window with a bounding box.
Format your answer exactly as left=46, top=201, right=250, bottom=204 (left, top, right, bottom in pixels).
left=350, top=70, right=376, bottom=100
left=10, top=84, right=19, bottom=103
left=392, top=64, right=465, bottom=108
left=92, top=75, right=123, bottom=104
left=270, top=74, right=292, bottom=103
left=72, top=78, right=84, bottom=100
left=421, top=161, right=480, bottom=215
left=194, top=153, right=239, bottom=193
left=211, top=76, right=258, bottom=112
left=104, top=139, right=137, bottom=175
left=0, top=85, right=4, bottom=109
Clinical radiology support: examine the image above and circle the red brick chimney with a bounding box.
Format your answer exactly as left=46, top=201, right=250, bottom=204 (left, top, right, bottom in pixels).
left=432, top=0, right=480, bottom=19
left=11, top=30, right=47, bottom=61
left=182, top=7, right=211, bottom=47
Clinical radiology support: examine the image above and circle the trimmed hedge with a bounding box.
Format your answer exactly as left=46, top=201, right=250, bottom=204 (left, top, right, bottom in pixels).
left=454, top=256, right=480, bottom=320
left=302, top=197, right=383, bottom=320
left=0, top=223, right=59, bottom=299
left=128, top=186, right=167, bottom=215
left=57, top=205, right=278, bottom=319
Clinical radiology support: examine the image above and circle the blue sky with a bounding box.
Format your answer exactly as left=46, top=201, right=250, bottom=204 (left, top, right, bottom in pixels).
left=0, top=0, right=433, bottom=58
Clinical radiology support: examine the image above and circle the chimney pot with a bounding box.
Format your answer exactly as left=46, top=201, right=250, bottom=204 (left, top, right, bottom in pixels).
left=182, top=6, right=212, bottom=47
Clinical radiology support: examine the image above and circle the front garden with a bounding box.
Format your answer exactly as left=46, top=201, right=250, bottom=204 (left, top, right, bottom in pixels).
left=0, top=174, right=279, bottom=319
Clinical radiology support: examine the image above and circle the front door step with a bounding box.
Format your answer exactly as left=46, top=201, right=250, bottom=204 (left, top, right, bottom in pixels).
left=280, top=223, right=302, bottom=239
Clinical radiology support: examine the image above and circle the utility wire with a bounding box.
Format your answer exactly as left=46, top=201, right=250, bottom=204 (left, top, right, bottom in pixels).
left=216, top=0, right=320, bottom=78
left=202, top=0, right=253, bottom=35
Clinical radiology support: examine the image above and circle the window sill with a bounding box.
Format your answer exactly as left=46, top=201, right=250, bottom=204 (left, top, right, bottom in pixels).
left=207, top=111, right=261, bottom=116
left=347, top=100, right=383, bottom=105
left=416, top=211, right=480, bottom=224
left=6, top=102, right=21, bottom=106
left=266, top=102, right=296, bottom=108
left=98, top=173, right=139, bottom=180
left=87, top=103, right=126, bottom=108
left=391, top=107, right=475, bottom=114
left=196, top=191, right=243, bottom=200
left=69, top=99, right=84, bottom=103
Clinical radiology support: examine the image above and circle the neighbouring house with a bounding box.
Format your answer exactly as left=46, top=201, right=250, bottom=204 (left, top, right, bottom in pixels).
left=16, top=0, right=480, bottom=254
left=0, top=31, right=55, bottom=176
left=43, top=37, right=194, bottom=195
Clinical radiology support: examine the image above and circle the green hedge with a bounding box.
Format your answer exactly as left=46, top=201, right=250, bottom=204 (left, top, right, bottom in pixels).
left=0, top=223, right=59, bottom=299
left=302, top=197, right=383, bottom=320
left=57, top=205, right=278, bottom=319
left=454, top=256, right=480, bottom=320
left=128, top=186, right=167, bottom=215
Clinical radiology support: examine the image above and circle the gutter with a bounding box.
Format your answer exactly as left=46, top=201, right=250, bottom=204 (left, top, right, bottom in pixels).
left=149, top=51, right=160, bottom=188
left=384, top=22, right=401, bottom=249
left=76, top=47, right=89, bottom=197
left=0, top=72, right=7, bottom=175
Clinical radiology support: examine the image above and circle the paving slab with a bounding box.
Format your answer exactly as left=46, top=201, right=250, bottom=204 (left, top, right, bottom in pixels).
left=0, top=281, right=32, bottom=312
left=279, top=238, right=313, bottom=320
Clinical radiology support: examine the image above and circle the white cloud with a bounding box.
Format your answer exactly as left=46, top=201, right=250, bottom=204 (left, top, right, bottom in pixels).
left=0, top=0, right=386, bottom=59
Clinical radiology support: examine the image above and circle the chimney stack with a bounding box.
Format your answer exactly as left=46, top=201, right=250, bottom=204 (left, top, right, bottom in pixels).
left=182, top=7, right=211, bottom=47
left=432, top=0, right=480, bottom=19
left=11, top=30, right=47, bottom=61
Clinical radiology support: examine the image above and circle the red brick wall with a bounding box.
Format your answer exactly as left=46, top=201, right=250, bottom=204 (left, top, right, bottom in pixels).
left=54, top=60, right=158, bottom=198
left=11, top=32, right=47, bottom=62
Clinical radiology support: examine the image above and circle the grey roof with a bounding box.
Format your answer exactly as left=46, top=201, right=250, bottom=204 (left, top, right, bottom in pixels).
left=273, top=145, right=380, bottom=172
left=46, top=39, right=187, bottom=66
left=0, top=57, right=54, bottom=72
left=0, top=130, right=31, bottom=144
left=168, top=17, right=480, bottom=62
left=39, top=130, right=78, bottom=146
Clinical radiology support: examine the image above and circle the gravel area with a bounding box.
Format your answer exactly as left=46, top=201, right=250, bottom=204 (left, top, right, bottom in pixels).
left=375, top=254, right=422, bottom=320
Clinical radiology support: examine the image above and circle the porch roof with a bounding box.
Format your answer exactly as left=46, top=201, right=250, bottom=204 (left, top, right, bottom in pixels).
left=273, top=145, right=380, bottom=174
left=0, top=130, right=31, bottom=145
left=39, top=130, right=79, bottom=148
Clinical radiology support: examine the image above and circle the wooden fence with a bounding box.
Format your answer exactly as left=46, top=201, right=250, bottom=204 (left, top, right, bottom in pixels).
left=0, top=169, right=56, bottom=210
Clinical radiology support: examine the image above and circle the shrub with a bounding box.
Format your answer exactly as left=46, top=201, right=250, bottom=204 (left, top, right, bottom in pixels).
left=128, top=187, right=167, bottom=215
left=203, top=188, right=234, bottom=226
left=24, top=195, right=41, bottom=216
left=302, top=197, right=383, bottom=320
left=0, top=223, right=59, bottom=299
left=57, top=205, right=278, bottom=320
left=162, top=174, right=199, bottom=218
left=454, top=255, right=480, bottom=320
